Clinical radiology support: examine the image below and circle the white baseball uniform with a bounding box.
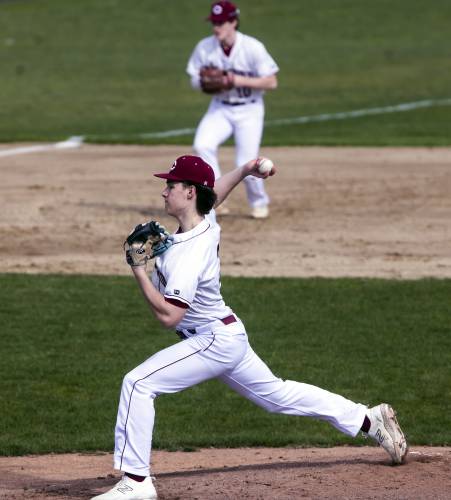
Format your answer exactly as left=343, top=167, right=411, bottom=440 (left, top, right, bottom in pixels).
left=187, top=31, right=279, bottom=209
left=113, top=213, right=367, bottom=476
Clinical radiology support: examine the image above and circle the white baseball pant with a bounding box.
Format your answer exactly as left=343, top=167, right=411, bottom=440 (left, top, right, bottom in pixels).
left=193, top=99, right=270, bottom=208
left=114, top=321, right=367, bottom=476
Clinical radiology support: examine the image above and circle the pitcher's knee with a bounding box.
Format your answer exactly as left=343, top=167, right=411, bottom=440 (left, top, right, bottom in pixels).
left=121, top=370, right=156, bottom=398
left=121, top=371, right=137, bottom=392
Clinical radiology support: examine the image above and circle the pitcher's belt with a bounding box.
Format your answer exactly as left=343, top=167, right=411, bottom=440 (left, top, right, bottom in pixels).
left=176, top=314, right=237, bottom=339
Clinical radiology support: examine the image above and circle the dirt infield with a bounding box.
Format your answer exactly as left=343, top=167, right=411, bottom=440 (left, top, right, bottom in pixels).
left=1, top=447, right=451, bottom=499
left=1, top=144, right=450, bottom=278
left=1, top=144, right=451, bottom=499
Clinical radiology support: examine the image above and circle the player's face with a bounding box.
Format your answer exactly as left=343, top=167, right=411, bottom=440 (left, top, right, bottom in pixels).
left=162, top=181, right=192, bottom=216
left=212, top=20, right=237, bottom=44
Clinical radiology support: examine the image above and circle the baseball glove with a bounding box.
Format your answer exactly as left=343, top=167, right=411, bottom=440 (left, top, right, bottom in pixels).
left=124, top=221, right=173, bottom=267
left=200, top=66, right=234, bottom=94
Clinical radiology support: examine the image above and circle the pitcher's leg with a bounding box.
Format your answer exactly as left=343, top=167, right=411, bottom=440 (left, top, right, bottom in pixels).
left=114, top=336, right=218, bottom=475
left=115, top=333, right=247, bottom=475
left=220, top=344, right=367, bottom=437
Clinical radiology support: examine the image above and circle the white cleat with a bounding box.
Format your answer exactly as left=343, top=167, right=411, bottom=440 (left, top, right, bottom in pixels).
left=91, top=475, right=157, bottom=499
left=251, top=205, right=269, bottom=219
left=367, top=403, right=408, bottom=464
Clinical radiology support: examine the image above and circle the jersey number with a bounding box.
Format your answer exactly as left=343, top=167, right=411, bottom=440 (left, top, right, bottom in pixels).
left=236, top=87, right=252, bottom=98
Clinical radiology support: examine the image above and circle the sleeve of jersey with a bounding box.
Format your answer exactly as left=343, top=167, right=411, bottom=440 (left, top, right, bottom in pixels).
left=253, top=40, right=279, bottom=77
left=206, top=211, right=219, bottom=227
left=163, top=246, right=206, bottom=309
left=186, top=41, right=205, bottom=89
left=186, top=43, right=200, bottom=75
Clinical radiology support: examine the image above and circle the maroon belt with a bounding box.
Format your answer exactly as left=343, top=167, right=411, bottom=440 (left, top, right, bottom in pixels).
left=220, top=314, right=237, bottom=325
left=176, top=315, right=237, bottom=339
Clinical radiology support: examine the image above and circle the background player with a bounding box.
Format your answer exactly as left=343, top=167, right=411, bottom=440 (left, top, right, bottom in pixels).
left=92, top=155, right=408, bottom=499
left=186, top=1, right=279, bottom=219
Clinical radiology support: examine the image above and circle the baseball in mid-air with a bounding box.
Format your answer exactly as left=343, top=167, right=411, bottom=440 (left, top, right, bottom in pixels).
left=257, top=157, right=274, bottom=175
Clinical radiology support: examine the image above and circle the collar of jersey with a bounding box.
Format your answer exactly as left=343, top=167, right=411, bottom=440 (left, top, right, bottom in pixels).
left=215, top=31, right=242, bottom=57
left=171, top=217, right=210, bottom=243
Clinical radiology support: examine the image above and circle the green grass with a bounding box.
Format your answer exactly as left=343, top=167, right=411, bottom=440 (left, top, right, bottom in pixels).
left=0, top=0, right=450, bottom=145
left=0, top=273, right=450, bottom=455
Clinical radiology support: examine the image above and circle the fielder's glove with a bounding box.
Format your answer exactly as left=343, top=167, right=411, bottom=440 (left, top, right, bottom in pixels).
left=123, top=221, right=173, bottom=267
left=200, top=66, right=234, bottom=94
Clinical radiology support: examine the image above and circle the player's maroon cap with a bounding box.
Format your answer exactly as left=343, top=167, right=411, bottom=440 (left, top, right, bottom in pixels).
left=207, top=1, right=240, bottom=23
left=154, top=155, right=215, bottom=188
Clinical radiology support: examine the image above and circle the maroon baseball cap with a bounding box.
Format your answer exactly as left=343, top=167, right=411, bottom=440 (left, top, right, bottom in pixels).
left=207, top=1, right=240, bottom=23
left=154, top=155, right=215, bottom=188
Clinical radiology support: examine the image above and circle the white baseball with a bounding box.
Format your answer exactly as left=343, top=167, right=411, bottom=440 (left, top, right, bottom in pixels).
left=257, top=157, right=274, bottom=174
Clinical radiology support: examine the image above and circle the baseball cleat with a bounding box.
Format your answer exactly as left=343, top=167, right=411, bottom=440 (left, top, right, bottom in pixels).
left=251, top=205, right=269, bottom=219
left=367, top=403, right=408, bottom=464
left=91, top=475, right=157, bottom=499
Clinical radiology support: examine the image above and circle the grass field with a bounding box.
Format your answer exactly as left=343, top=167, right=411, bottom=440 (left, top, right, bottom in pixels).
left=0, top=274, right=450, bottom=455
left=0, top=0, right=451, bottom=145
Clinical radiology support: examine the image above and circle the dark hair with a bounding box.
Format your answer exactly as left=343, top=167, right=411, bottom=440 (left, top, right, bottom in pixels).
left=184, top=182, right=217, bottom=215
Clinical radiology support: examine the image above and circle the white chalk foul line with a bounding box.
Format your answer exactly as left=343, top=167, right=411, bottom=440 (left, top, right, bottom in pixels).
left=268, top=98, right=451, bottom=126
left=1, top=99, right=450, bottom=149
left=0, top=136, right=84, bottom=158
left=139, top=127, right=196, bottom=139
left=138, top=98, right=451, bottom=139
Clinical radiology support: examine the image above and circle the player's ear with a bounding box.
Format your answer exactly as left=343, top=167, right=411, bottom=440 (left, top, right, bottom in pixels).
left=187, top=185, right=195, bottom=199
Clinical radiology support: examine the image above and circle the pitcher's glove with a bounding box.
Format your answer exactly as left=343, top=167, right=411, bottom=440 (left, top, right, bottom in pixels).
left=200, top=66, right=234, bottom=94
left=123, top=221, right=173, bottom=267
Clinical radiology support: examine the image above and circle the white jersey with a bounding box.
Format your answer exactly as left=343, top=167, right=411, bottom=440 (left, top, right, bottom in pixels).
left=187, top=31, right=279, bottom=105
left=151, top=214, right=232, bottom=331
